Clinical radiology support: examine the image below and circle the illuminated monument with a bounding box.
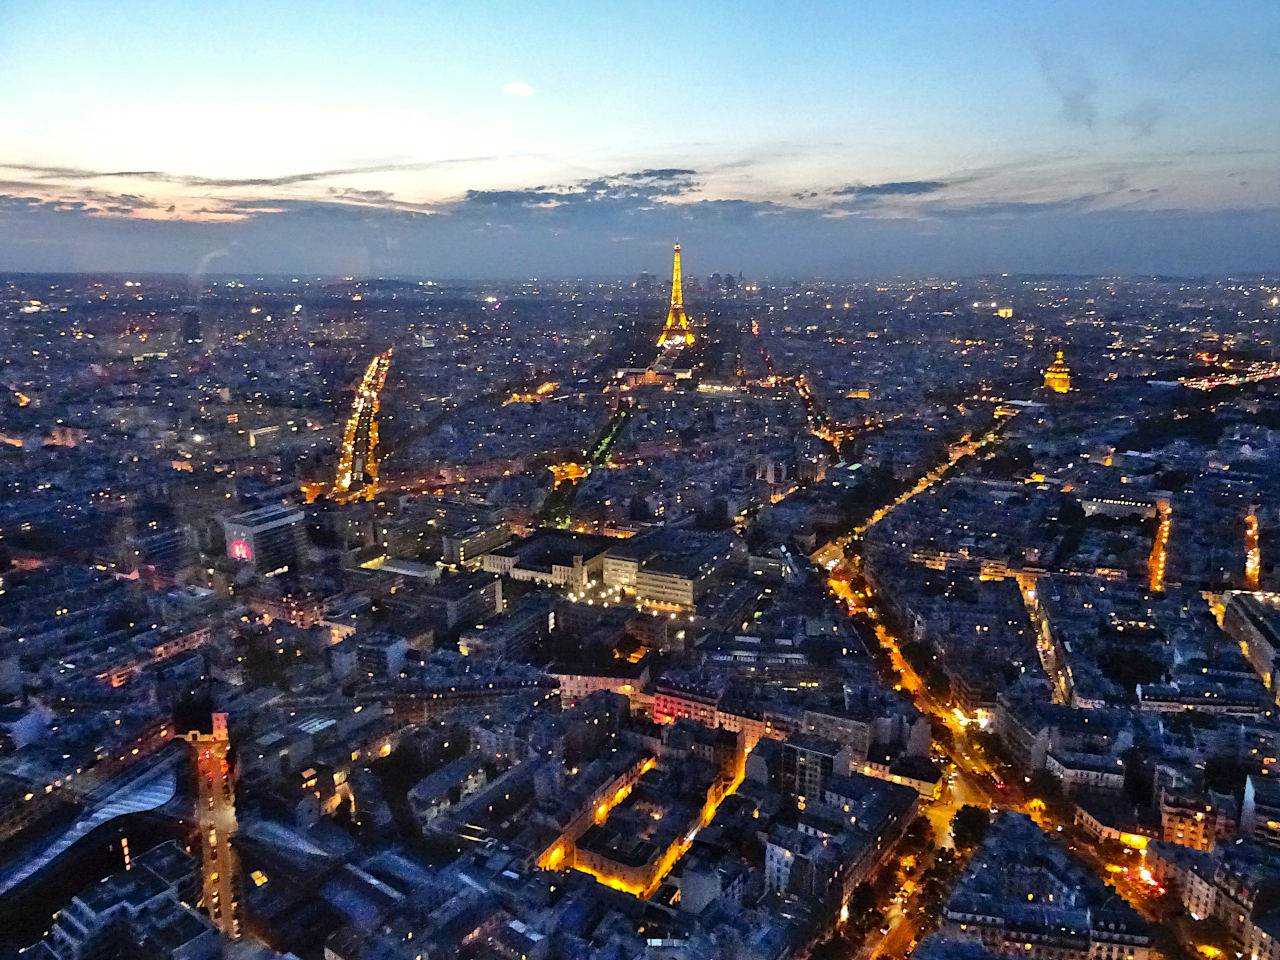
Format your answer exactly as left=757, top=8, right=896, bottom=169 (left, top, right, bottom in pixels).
left=333, top=349, right=393, bottom=502
left=656, top=243, right=694, bottom=349
left=1044, top=349, right=1071, bottom=393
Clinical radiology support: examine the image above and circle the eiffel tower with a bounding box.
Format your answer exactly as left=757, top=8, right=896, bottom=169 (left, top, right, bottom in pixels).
left=656, top=242, right=694, bottom=348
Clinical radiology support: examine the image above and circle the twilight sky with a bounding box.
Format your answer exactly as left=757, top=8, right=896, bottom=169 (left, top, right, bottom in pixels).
left=2, top=0, right=1279, bottom=278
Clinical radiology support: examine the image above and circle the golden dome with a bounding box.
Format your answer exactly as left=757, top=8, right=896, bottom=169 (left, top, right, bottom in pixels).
left=1044, top=350, right=1071, bottom=393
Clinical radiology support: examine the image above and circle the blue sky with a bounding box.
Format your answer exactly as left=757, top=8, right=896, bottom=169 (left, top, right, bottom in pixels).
left=1, top=0, right=1278, bottom=276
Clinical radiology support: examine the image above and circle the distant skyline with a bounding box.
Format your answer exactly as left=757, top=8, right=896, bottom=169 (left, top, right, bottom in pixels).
left=2, top=0, right=1279, bottom=277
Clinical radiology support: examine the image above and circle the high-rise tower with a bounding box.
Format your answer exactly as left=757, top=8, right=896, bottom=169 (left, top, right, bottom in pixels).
left=185, top=713, right=240, bottom=939
left=656, top=243, right=694, bottom=348
left=333, top=349, right=393, bottom=502
left=180, top=305, right=202, bottom=351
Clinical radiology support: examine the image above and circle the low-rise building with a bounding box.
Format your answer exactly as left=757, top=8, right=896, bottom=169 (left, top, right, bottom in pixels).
left=482, top=530, right=612, bottom=590
left=407, top=755, right=488, bottom=828
left=443, top=521, right=511, bottom=567
left=940, top=813, right=1154, bottom=960
left=420, top=572, right=503, bottom=631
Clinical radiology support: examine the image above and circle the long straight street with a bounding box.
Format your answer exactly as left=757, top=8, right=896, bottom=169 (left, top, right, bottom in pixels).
left=814, top=415, right=1178, bottom=959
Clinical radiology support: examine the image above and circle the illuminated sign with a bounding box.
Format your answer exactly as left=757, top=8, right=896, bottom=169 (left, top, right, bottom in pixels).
left=229, top=538, right=252, bottom=561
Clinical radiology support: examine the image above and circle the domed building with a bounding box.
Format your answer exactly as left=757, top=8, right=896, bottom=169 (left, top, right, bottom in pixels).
left=1044, top=350, right=1071, bottom=393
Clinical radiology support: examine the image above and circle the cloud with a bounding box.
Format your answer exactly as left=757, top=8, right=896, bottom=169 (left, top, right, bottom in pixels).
left=1117, top=99, right=1165, bottom=138
left=458, top=168, right=699, bottom=210
left=460, top=188, right=563, bottom=207
left=327, top=186, right=396, bottom=205
left=0, top=162, right=698, bottom=224
left=1037, top=51, right=1098, bottom=131
left=0, top=158, right=489, bottom=189
left=209, top=197, right=436, bottom=221
left=0, top=188, right=157, bottom=217
left=4, top=178, right=1280, bottom=280
left=833, top=180, right=950, bottom=198
left=620, top=168, right=696, bottom=181
left=5, top=142, right=1280, bottom=279
left=919, top=195, right=1111, bottom=219
left=0, top=195, right=45, bottom=213
left=502, top=80, right=535, bottom=97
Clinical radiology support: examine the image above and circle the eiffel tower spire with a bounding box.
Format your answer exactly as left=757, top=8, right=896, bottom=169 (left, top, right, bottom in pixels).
left=657, top=242, right=694, bottom=348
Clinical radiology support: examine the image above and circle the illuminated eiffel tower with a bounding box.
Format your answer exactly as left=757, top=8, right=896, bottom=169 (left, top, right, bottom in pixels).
left=656, top=242, right=694, bottom=348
